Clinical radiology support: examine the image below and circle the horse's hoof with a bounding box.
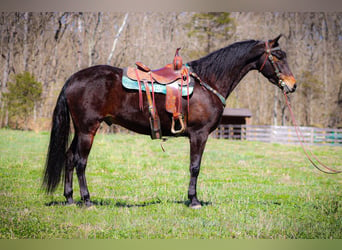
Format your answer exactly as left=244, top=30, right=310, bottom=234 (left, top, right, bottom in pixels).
left=190, top=204, right=202, bottom=209
left=66, top=202, right=76, bottom=207
left=65, top=197, right=75, bottom=204
left=84, top=200, right=93, bottom=207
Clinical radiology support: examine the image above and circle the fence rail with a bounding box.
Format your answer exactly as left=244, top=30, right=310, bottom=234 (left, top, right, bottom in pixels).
left=212, top=124, right=342, bottom=146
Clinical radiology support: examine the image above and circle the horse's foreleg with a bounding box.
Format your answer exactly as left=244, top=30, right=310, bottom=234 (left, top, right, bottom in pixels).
left=75, top=131, right=98, bottom=206
left=188, top=130, right=209, bottom=209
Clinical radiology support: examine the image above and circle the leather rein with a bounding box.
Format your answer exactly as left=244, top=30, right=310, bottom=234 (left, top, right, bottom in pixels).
left=260, top=41, right=341, bottom=174
left=284, top=93, right=341, bottom=174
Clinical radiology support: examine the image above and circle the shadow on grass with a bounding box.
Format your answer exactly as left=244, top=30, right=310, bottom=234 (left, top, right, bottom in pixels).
left=93, top=199, right=162, bottom=208
left=45, top=198, right=162, bottom=208
left=173, top=200, right=212, bottom=207
left=45, top=198, right=212, bottom=208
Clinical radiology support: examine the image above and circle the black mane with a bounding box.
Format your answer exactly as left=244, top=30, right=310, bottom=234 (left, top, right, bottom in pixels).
left=188, top=39, right=260, bottom=82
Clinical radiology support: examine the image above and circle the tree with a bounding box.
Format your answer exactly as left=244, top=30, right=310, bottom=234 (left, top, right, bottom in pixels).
left=0, top=13, right=18, bottom=127
left=329, top=81, right=342, bottom=128
left=187, top=12, right=235, bottom=54
left=107, top=13, right=129, bottom=65
left=1, top=12, right=341, bottom=130
left=297, top=71, right=324, bottom=126
left=86, top=12, right=103, bottom=66
left=4, top=72, right=42, bottom=130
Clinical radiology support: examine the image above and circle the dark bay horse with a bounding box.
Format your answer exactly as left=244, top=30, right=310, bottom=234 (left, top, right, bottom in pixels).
left=43, top=35, right=296, bottom=208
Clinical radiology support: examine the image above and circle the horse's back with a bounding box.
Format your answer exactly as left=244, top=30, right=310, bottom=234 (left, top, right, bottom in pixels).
left=65, top=65, right=122, bottom=90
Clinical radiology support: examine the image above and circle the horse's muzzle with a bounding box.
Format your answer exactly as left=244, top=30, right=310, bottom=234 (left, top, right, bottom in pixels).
left=281, top=75, right=296, bottom=93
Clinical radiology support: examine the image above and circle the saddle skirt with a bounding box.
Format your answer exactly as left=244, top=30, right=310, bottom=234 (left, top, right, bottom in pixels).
left=121, top=51, right=194, bottom=138
left=122, top=67, right=194, bottom=96
left=127, top=62, right=189, bottom=84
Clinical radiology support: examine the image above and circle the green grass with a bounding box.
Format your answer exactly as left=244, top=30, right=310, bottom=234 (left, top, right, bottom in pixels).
left=0, top=129, right=341, bottom=239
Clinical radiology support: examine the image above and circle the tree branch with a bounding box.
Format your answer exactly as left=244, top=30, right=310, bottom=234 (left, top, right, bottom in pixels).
left=107, top=13, right=129, bottom=65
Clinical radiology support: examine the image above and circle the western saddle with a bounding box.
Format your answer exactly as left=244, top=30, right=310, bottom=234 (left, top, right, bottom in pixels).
left=126, top=48, right=191, bottom=139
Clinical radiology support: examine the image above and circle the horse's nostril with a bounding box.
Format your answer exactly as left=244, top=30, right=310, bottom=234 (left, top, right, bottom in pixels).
left=293, top=84, right=297, bottom=90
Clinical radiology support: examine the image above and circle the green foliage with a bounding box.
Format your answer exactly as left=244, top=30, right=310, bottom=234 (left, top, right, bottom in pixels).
left=189, top=12, right=234, bottom=33
left=187, top=12, right=235, bottom=54
left=4, top=72, right=42, bottom=128
left=0, top=130, right=341, bottom=239
left=299, top=71, right=323, bottom=99
left=297, top=71, right=325, bottom=126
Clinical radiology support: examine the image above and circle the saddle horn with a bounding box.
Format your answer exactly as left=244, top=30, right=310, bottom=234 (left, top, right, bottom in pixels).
left=173, top=48, right=182, bottom=71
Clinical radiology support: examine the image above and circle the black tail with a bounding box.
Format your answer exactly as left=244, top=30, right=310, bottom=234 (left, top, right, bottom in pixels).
left=43, top=85, right=70, bottom=193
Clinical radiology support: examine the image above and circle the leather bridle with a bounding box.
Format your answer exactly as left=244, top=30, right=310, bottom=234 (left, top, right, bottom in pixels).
left=259, top=41, right=286, bottom=89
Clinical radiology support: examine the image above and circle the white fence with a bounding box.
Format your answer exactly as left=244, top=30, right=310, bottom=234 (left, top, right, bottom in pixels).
left=212, top=125, right=342, bottom=146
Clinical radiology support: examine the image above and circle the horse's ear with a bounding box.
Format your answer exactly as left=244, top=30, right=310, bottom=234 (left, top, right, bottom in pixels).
left=269, top=34, right=282, bottom=47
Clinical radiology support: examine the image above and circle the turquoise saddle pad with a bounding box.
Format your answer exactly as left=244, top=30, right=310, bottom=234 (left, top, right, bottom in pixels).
left=122, top=74, right=194, bottom=97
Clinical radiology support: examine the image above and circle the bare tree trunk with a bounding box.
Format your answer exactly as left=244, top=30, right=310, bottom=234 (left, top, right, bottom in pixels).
left=23, top=12, right=29, bottom=72
left=0, top=24, right=16, bottom=127
left=33, top=102, right=37, bottom=124
left=107, top=13, right=129, bottom=65
left=140, top=14, right=148, bottom=59
left=88, top=12, right=102, bottom=67
left=273, top=88, right=278, bottom=126
left=77, top=13, right=84, bottom=70
left=46, top=13, right=68, bottom=117
left=322, top=13, right=328, bottom=116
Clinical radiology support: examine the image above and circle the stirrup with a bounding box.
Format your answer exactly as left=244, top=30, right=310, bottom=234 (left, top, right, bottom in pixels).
left=171, top=115, right=185, bottom=134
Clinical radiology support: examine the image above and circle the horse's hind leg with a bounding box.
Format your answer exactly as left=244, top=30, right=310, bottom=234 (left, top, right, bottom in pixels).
left=74, top=130, right=98, bottom=206
left=64, top=134, right=78, bottom=204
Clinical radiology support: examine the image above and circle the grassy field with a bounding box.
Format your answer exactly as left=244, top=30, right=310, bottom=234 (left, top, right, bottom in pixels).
left=0, top=129, right=341, bottom=239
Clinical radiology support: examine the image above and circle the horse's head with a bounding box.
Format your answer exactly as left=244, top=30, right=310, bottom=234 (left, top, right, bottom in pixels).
left=257, top=35, right=297, bottom=94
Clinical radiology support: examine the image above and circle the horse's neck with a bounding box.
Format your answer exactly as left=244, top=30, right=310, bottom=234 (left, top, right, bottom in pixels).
left=189, top=44, right=260, bottom=99
left=215, top=56, right=257, bottom=99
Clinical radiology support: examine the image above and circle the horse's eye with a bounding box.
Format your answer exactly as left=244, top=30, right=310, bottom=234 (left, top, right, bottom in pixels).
left=275, top=51, right=286, bottom=60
